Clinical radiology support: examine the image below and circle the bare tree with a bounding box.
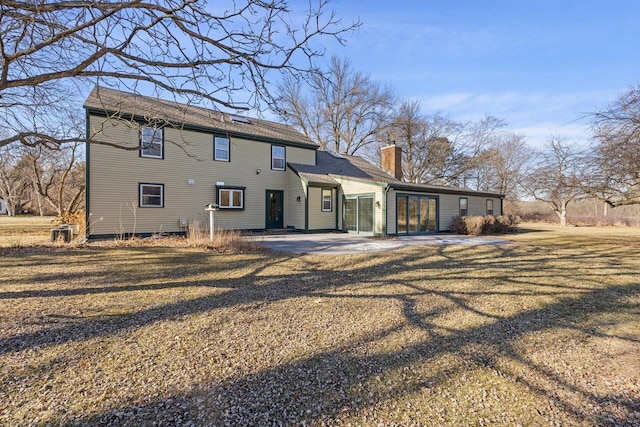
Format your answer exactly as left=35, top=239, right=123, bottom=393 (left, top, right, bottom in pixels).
left=0, top=0, right=358, bottom=150
left=389, top=101, right=463, bottom=184
left=391, top=107, right=506, bottom=188
left=457, top=115, right=506, bottom=189
left=25, top=143, right=85, bottom=218
left=0, top=147, right=30, bottom=216
left=472, top=133, right=533, bottom=199
left=276, top=56, right=395, bottom=155
left=523, top=137, right=584, bottom=226
left=586, top=85, right=640, bottom=207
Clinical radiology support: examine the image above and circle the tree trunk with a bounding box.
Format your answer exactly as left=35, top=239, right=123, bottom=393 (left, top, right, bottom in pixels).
left=558, top=200, right=569, bottom=226
left=36, top=192, right=44, bottom=216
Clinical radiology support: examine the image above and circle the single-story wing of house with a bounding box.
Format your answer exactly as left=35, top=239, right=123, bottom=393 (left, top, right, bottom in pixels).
left=84, top=86, right=503, bottom=239
left=0, top=199, right=7, bottom=215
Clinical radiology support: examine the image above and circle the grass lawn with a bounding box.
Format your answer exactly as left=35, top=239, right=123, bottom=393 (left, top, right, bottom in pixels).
left=1, top=224, right=639, bottom=425
left=0, top=216, right=56, bottom=248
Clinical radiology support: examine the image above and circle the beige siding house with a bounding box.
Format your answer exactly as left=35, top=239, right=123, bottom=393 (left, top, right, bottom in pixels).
left=85, top=87, right=504, bottom=239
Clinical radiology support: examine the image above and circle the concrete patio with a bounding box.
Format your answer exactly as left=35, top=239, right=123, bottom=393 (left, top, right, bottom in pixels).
left=254, top=232, right=510, bottom=255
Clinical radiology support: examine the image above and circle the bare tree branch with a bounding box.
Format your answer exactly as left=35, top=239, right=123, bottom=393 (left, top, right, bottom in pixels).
left=0, top=0, right=360, bottom=150
left=584, top=85, right=640, bottom=206
left=275, top=56, right=394, bottom=155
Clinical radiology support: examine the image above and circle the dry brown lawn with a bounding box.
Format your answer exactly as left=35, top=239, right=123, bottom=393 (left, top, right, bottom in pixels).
left=0, top=216, right=56, bottom=248
left=0, top=223, right=639, bottom=426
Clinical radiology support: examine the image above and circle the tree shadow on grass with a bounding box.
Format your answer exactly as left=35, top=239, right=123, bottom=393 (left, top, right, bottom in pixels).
left=2, top=242, right=639, bottom=425
left=69, top=281, right=640, bottom=426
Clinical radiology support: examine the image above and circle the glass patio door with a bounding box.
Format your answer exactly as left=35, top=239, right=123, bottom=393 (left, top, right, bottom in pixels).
left=344, top=196, right=374, bottom=234
left=397, top=195, right=437, bottom=234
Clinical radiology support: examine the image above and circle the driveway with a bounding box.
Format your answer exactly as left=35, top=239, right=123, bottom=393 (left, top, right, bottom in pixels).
left=255, top=232, right=510, bottom=255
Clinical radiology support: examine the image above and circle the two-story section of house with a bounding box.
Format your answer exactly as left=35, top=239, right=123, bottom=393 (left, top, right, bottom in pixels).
left=85, top=86, right=504, bottom=239
left=84, top=86, right=321, bottom=238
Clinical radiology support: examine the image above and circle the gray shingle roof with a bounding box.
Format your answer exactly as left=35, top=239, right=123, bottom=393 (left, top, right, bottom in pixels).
left=289, top=151, right=504, bottom=198
left=289, top=151, right=394, bottom=182
left=84, top=86, right=318, bottom=148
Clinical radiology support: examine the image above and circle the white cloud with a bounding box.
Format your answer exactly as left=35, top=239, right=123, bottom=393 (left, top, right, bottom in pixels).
left=414, top=89, right=617, bottom=147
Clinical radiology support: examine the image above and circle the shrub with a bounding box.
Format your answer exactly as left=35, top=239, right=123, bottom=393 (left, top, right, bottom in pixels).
left=466, top=216, right=486, bottom=236
left=449, top=216, right=467, bottom=235
left=449, top=214, right=520, bottom=236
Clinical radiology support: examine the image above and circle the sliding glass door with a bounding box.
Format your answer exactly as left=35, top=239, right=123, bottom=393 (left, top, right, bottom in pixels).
left=396, top=195, right=438, bottom=234
left=344, top=195, right=374, bottom=234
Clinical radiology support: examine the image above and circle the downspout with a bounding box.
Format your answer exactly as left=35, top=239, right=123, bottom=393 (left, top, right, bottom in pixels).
left=304, top=182, right=309, bottom=233
left=382, top=184, right=390, bottom=237
left=500, top=197, right=504, bottom=216
left=335, top=187, right=339, bottom=231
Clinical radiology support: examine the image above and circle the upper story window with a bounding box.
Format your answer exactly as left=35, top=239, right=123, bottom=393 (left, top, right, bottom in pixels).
left=139, top=183, right=164, bottom=207
left=486, top=199, right=494, bottom=216
left=272, top=145, right=285, bottom=170
left=459, top=197, right=468, bottom=216
left=140, top=127, right=163, bottom=158
left=214, top=136, right=230, bottom=161
left=322, top=189, right=332, bottom=212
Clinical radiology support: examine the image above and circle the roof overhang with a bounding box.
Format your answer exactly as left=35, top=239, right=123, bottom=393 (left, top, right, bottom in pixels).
left=388, top=182, right=504, bottom=198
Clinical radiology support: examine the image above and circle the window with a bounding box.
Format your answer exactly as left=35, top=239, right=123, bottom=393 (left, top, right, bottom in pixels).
left=214, top=136, right=230, bottom=161
left=272, top=145, right=285, bottom=170
left=139, top=183, right=164, bottom=207
left=322, top=189, right=332, bottom=212
left=459, top=197, right=468, bottom=216
left=140, top=127, right=163, bottom=158
left=486, top=199, right=494, bottom=216
left=217, top=186, right=245, bottom=209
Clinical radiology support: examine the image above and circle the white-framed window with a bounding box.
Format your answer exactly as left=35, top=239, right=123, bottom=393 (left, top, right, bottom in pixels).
left=139, top=183, right=164, bottom=207
left=459, top=197, right=468, bottom=216
left=322, top=189, right=332, bottom=212
left=486, top=199, right=494, bottom=216
left=214, top=136, right=230, bottom=161
left=271, top=145, right=285, bottom=170
left=217, top=187, right=244, bottom=209
left=140, top=127, right=163, bottom=158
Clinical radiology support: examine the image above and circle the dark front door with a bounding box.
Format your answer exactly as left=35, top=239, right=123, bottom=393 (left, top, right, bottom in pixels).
left=266, top=190, right=284, bottom=229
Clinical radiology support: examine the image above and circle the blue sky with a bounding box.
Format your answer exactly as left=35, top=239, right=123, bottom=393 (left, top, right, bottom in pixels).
left=310, top=0, right=640, bottom=146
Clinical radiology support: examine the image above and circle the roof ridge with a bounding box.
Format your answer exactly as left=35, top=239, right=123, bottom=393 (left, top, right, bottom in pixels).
left=85, top=86, right=318, bottom=147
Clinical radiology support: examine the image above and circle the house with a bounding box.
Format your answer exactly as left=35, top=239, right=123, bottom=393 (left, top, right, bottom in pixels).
left=84, top=87, right=503, bottom=238
left=0, top=199, right=6, bottom=215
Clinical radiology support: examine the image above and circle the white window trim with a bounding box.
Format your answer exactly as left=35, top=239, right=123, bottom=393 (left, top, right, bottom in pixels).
left=271, top=145, right=285, bottom=171
left=459, top=197, right=468, bottom=216
left=139, top=183, right=164, bottom=208
left=214, top=136, right=230, bottom=161
left=140, top=127, right=163, bottom=159
left=322, top=189, right=332, bottom=212
left=486, top=199, right=494, bottom=216
left=218, top=187, right=244, bottom=209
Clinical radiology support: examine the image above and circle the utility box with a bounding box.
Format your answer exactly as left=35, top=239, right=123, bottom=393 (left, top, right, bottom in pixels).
left=50, top=225, right=73, bottom=243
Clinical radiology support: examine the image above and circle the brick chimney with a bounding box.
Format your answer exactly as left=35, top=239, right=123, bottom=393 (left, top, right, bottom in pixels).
left=381, top=144, right=403, bottom=181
